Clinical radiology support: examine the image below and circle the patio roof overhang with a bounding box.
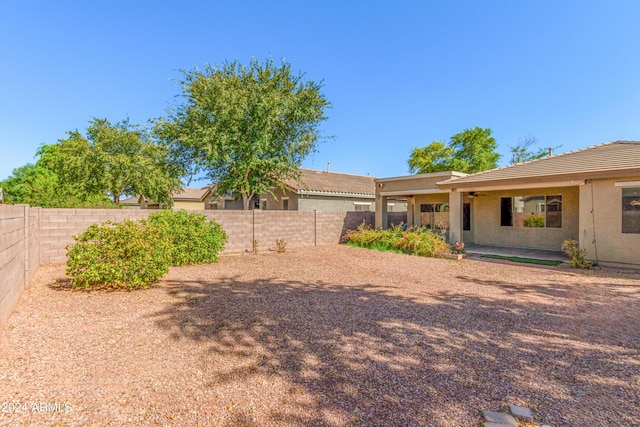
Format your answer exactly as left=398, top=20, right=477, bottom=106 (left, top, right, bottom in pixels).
left=379, top=188, right=449, bottom=197
left=446, top=179, right=585, bottom=193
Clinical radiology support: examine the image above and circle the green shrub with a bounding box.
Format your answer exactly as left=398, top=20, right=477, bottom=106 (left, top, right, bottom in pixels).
left=395, top=229, right=451, bottom=257
left=342, top=222, right=403, bottom=248
left=343, top=222, right=451, bottom=258
left=524, top=214, right=545, bottom=227
left=66, top=220, right=170, bottom=289
left=145, top=210, right=227, bottom=266
left=562, top=239, right=591, bottom=269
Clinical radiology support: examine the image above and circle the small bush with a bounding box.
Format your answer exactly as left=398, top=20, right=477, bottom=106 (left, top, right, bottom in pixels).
left=66, top=220, right=169, bottom=289
left=524, top=214, right=545, bottom=227
left=145, top=210, right=227, bottom=266
left=275, top=239, right=287, bottom=253
left=395, top=229, right=451, bottom=257
left=343, top=222, right=404, bottom=248
left=562, top=239, right=591, bottom=269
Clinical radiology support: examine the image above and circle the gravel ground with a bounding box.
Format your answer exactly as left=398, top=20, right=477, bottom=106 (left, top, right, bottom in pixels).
left=1, top=245, right=639, bottom=427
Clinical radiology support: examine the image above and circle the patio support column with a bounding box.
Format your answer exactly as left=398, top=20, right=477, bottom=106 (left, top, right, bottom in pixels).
left=408, top=196, right=415, bottom=226
left=449, top=189, right=463, bottom=244
left=375, top=195, right=388, bottom=229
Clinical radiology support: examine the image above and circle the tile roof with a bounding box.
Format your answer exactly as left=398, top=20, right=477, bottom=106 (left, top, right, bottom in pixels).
left=438, top=141, right=640, bottom=187
left=285, top=169, right=375, bottom=196
left=171, top=187, right=211, bottom=201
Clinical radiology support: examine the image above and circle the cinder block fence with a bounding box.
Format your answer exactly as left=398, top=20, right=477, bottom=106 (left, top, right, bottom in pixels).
left=2, top=206, right=407, bottom=331
left=0, top=205, right=40, bottom=330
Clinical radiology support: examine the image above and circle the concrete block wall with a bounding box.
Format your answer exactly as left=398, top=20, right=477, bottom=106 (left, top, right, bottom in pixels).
left=39, top=209, right=157, bottom=264
left=199, top=210, right=255, bottom=253
left=1, top=206, right=374, bottom=331
left=38, top=209, right=375, bottom=263
left=0, top=205, right=40, bottom=331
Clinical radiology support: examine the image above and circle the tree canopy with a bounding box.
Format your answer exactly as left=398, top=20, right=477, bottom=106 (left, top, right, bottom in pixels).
left=156, top=57, right=330, bottom=209
left=509, top=135, right=559, bottom=164
left=408, top=127, right=500, bottom=174
left=1, top=118, right=183, bottom=207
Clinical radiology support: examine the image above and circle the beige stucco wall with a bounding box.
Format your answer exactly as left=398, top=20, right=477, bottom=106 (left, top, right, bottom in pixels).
left=470, top=186, right=579, bottom=251
left=174, top=200, right=206, bottom=210
left=297, top=195, right=375, bottom=212
left=260, top=188, right=300, bottom=210
left=579, top=177, right=640, bottom=267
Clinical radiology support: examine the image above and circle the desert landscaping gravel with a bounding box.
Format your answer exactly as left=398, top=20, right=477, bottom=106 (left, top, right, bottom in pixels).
left=1, top=245, right=639, bottom=426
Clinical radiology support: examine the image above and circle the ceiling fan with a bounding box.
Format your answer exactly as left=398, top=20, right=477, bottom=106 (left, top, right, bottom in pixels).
left=468, top=192, right=487, bottom=198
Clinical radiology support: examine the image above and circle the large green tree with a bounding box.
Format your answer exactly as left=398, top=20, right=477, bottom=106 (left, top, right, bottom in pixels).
left=41, top=118, right=182, bottom=204
left=1, top=164, right=62, bottom=207
left=407, top=141, right=454, bottom=174
left=84, top=118, right=182, bottom=204
left=408, top=127, right=500, bottom=174
left=2, top=118, right=183, bottom=207
left=157, top=57, right=330, bottom=209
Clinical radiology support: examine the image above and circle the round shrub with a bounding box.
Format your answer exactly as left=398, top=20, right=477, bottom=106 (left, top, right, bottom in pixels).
left=145, top=209, right=228, bottom=266
left=395, top=229, right=451, bottom=257
left=65, top=220, right=170, bottom=290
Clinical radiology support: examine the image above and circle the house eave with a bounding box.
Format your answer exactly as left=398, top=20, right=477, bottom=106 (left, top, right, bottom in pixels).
left=446, top=180, right=585, bottom=193
left=379, top=189, right=449, bottom=197
left=297, top=190, right=374, bottom=199
left=438, top=168, right=640, bottom=188
left=375, top=171, right=467, bottom=183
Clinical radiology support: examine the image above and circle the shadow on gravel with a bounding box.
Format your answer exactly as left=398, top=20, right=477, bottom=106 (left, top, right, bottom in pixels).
left=150, top=275, right=640, bottom=427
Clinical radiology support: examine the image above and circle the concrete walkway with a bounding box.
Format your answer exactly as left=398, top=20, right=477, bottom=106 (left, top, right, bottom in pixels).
left=465, top=244, right=568, bottom=262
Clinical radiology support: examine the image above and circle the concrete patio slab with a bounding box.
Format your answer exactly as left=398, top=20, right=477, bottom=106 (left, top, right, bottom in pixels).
left=465, top=244, right=568, bottom=262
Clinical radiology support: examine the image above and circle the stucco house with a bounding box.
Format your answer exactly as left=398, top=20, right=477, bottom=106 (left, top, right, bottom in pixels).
left=376, top=141, right=640, bottom=268
left=135, top=187, right=214, bottom=210
left=258, top=168, right=408, bottom=212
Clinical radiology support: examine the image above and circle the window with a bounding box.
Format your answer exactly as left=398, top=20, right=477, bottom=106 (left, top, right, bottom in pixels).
left=387, top=203, right=394, bottom=212
left=500, top=198, right=513, bottom=226
left=622, top=187, right=640, bottom=234
left=282, top=199, right=289, bottom=210
left=502, top=195, right=561, bottom=228
left=354, top=203, right=370, bottom=212
left=419, top=203, right=449, bottom=230
left=463, top=203, right=471, bottom=231
left=545, top=195, right=562, bottom=228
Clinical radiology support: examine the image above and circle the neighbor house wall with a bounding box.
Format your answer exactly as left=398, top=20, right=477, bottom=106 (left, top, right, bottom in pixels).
left=579, top=177, right=640, bottom=267
left=297, top=195, right=375, bottom=212
left=260, top=188, right=300, bottom=210
left=471, top=186, right=579, bottom=251
left=173, top=201, right=206, bottom=210
left=0, top=205, right=40, bottom=331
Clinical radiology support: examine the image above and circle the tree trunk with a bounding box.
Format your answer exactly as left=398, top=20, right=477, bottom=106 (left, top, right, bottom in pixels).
left=242, top=193, right=250, bottom=210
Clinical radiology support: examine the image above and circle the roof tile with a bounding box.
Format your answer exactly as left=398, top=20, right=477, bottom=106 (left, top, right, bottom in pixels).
left=439, top=141, right=640, bottom=186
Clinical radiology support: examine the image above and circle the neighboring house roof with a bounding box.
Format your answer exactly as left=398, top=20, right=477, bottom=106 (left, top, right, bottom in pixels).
left=438, top=141, right=640, bottom=188
left=171, top=186, right=212, bottom=201
left=285, top=168, right=376, bottom=197
left=120, top=196, right=140, bottom=205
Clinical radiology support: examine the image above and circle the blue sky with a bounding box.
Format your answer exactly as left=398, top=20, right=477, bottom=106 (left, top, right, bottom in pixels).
left=1, top=1, right=639, bottom=183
